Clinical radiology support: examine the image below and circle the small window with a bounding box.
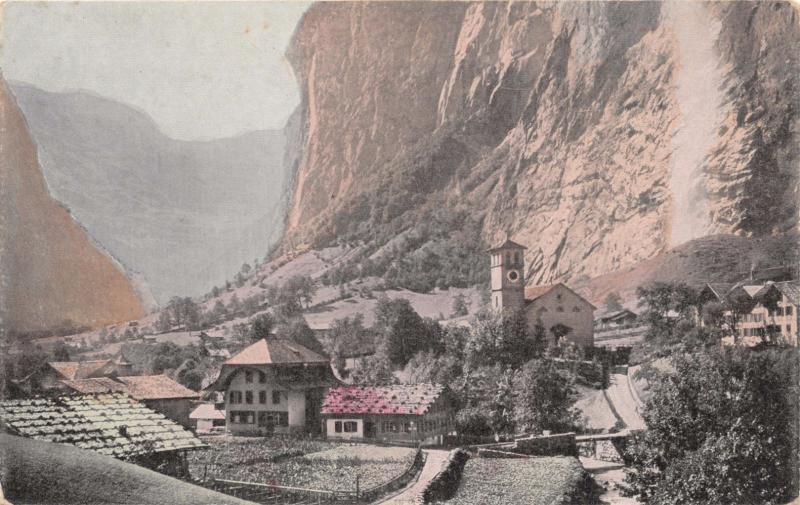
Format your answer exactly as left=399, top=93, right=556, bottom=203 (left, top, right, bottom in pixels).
left=245, top=391, right=253, bottom=404
left=245, top=370, right=253, bottom=383
left=572, top=306, right=580, bottom=312
left=334, top=421, right=342, bottom=433
left=272, top=390, right=282, bottom=405
left=259, top=371, right=267, bottom=383
left=786, top=325, right=791, bottom=333
left=344, top=421, right=358, bottom=433
left=557, top=306, right=564, bottom=312
left=514, top=252, right=520, bottom=264
left=505, top=252, right=510, bottom=264
left=259, top=391, right=267, bottom=404
left=777, top=307, right=785, bottom=316
left=404, top=422, right=412, bottom=433
left=787, top=306, right=793, bottom=315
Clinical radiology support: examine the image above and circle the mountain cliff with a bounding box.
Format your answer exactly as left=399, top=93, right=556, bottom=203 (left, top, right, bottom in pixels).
left=11, top=83, right=290, bottom=304
left=0, top=78, right=145, bottom=335
left=281, top=1, right=799, bottom=289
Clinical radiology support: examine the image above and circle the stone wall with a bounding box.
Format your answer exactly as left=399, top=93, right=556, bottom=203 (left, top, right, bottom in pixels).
left=513, top=432, right=578, bottom=457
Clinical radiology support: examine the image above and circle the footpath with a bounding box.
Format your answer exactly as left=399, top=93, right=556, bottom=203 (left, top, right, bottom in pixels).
left=374, top=450, right=450, bottom=504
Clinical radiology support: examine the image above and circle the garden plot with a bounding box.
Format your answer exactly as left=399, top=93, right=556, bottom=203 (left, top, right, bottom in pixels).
left=188, top=437, right=416, bottom=492
left=444, top=457, right=586, bottom=505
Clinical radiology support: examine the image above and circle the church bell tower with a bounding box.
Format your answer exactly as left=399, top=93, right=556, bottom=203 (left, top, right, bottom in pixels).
left=488, top=235, right=526, bottom=312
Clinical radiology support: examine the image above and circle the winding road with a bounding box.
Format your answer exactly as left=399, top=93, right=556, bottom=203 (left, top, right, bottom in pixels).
left=605, top=373, right=646, bottom=431
left=374, top=449, right=450, bottom=504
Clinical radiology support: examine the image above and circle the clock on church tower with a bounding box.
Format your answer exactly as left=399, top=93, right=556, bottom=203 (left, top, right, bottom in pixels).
left=487, top=235, right=527, bottom=312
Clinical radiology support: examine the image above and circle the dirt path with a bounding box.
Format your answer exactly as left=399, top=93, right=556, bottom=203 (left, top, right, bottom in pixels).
left=581, top=457, right=640, bottom=505
left=374, top=449, right=450, bottom=504
left=605, top=373, right=646, bottom=431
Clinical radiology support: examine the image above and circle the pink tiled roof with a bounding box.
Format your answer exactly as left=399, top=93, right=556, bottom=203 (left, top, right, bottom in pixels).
left=321, top=384, right=445, bottom=416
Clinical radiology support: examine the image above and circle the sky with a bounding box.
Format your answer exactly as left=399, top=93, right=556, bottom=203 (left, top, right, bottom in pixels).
left=1, top=1, right=310, bottom=140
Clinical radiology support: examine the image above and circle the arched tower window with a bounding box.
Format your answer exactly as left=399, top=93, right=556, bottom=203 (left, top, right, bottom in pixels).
left=505, top=252, right=511, bottom=264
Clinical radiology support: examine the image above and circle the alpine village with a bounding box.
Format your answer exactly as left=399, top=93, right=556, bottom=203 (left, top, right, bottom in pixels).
left=1, top=2, right=799, bottom=505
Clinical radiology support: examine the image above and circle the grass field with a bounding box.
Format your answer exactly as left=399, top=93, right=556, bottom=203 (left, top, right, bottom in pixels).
left=187, top=437, right=416, bottom=492
left=443, top=457, right=586, bottom=505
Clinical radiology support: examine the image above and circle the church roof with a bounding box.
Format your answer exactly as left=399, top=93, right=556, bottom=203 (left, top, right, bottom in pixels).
left=224, top=338, right=329, bottom=366
left=487, top=237, right=527, bottom=252
left=524, top=283, right=597, bottom=310
left=524, top=284, right=557, bottom=301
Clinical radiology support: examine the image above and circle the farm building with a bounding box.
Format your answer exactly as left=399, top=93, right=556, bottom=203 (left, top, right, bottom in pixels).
left=12, top=354, right=134, bottom=396
left=190, top=403, right=226, bottom=433
left=0, top=393, right=205, bottom=476
left=209, top=337, right=338, bottom=435
left=321, top=384, right=456, bottom=445
left=594, top=309, right=638, bottom=331
left=59, top=374, right=200, bottom=427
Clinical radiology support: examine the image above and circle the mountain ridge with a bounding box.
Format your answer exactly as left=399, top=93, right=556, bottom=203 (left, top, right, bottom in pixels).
left=12, top=82, right=291, bottom=305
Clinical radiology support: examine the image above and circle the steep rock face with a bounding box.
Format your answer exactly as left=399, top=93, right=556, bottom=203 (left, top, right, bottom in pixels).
left=282, top=1, right=798, bottom=287
left=12, top=84, right=289, bottom=303
left=0, top=78, right=144, bottom=335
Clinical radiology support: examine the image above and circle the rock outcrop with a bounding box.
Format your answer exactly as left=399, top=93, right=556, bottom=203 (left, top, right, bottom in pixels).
left=0, top=77, right=145, bottom=335
left=281, top=1, right=799, bottom=287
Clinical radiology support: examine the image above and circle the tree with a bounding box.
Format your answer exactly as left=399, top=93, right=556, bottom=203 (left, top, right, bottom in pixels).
left=276, top=317, right=326, bottom=356
left=281, top=275, right=317, bottom=308
left=451, top=293, right=469, bottom=317
left=513, top=359, right=579, bottom=434
left=350, top=351, right=396, bottom=385
left=465, top=309, right=536, bottom=368
left=248, top=313, right=275, bottom=342
left=52, top=341, right=70, bottom=361
left=156, top=310, right=173, bottom=333
left=624, top=348, right=796, bottom=504
left=375, top=297, right=433, bottom=366
left=604, top=291, right=623, bottom=312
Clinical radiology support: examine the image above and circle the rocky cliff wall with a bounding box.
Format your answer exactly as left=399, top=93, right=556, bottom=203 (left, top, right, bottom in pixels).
left=0, top=77, right=145, bottom=335
left=281, top=1, right=799, bottom=287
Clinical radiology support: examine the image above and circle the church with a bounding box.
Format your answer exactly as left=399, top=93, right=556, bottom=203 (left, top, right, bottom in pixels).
left=489, top=237, right=595, bottom=349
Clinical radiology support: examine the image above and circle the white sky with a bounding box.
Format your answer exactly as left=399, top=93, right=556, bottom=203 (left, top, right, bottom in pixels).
left=1, top=1, right=310, bottom=140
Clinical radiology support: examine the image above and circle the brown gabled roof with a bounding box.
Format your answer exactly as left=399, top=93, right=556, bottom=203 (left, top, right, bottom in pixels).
left=321, top=384, right=446, bottom=416
left=224, top=338, right=329, bottom=366
left=0, top=393, right=204, bottom=458
left=116, top=375, right=200, bottom=400
left=48, top=360, right=112, bottom=381
left=524, top=284, right=557, bottom=301
left=754, top=280, right=800, bottom=305
left=60, top=377, right=128, bottom=394
left=189, top=403, right=225, bottom=420
left=524, top=283, right=597, bottom=310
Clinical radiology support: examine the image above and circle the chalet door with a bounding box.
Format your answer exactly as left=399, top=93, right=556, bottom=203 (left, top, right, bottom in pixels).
left=364, top=421, right=375, bottom=438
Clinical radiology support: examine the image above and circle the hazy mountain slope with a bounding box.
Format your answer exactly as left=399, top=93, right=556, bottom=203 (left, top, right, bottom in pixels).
left=11, top=83, right=289, bottom=304
left=281, top=1, right=799, bottom=289
left=0, top=77, right=144, bottom=335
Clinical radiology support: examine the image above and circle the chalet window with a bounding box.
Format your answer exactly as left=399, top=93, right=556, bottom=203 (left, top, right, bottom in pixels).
left=777, top=307, right=785, bottom=316
left=335, top=421, right=343, bottom=433
left=344, top=421, right=358, bottom=433
left=259, top=391, right=267, bottom=404
left=245, top=391, right=253, bottom=404
left=229, top=391, right=242, bottom=404
left=259, top=371, right=267, bottom=383
left=245, top=370, right=253, bottom=383
left=787, top=306, right=794, bottom=315
left=272, top=390, right=282, bottom=405
left=404, top=422, right=412, bottom=433
left=259, top=411, right=288, bottom=427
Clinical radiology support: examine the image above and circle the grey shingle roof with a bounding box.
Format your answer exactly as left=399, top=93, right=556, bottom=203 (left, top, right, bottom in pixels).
left=0, top=393, right=204, bottom=458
